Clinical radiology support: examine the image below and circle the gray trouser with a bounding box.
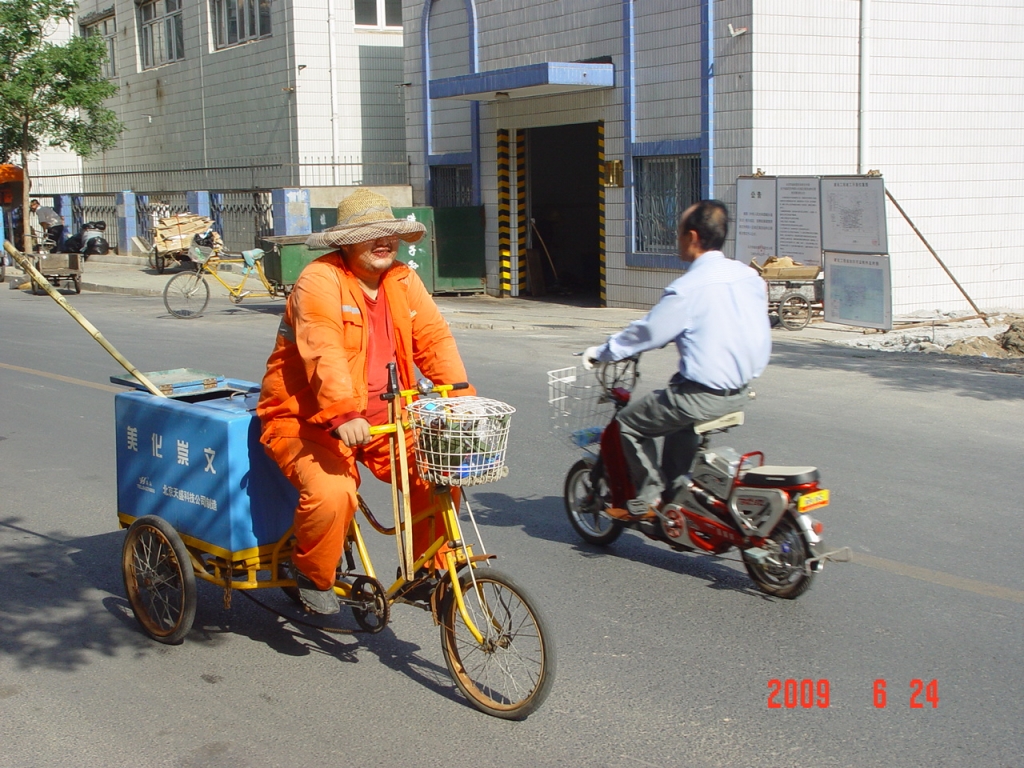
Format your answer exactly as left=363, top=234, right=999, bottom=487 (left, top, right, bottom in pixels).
left=617, top=373, right=748, bottom=506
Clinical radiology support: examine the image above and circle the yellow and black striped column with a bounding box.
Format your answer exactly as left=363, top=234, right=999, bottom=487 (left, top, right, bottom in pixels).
left=497, top=129, right=512, bottom=297
left=597, top=121, right=607, bottom=307
left=515, top=130, right=528, bottom=295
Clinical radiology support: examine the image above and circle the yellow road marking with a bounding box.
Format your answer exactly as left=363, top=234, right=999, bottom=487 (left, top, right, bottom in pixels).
left=853, top=551, right=1024, bottom=604
left=0, top=361, right=121, bottom=393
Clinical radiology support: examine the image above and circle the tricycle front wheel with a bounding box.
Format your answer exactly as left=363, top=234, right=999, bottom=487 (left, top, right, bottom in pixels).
left=439, top=569, right=555, bottom=719
left=122, top=516, right=197, bottom=644
left=163, top=270, right=210, bottom=319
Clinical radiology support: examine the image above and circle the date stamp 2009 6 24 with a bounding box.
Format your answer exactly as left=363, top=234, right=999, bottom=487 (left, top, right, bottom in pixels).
left=767, top=679, right=939, bottom=709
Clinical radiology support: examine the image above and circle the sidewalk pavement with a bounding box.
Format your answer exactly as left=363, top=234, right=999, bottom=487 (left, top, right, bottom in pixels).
left=5, top=253, right=865, bottom=342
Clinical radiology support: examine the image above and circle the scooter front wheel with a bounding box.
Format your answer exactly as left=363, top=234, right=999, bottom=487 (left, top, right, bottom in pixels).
left=742, top=512, right=814, bottom=599
left=564, top=459, right=623, bottom=546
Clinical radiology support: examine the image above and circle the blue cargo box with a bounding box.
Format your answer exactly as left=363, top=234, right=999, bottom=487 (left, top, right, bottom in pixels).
left=114, top=378, right=297, bottom=560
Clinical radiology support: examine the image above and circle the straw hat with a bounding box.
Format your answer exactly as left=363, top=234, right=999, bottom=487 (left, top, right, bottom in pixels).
left=305, top=189, right=425, bottom=249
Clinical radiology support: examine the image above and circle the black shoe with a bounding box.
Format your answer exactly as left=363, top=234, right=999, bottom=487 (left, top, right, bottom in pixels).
left=295, top=570, right=340, bottom=615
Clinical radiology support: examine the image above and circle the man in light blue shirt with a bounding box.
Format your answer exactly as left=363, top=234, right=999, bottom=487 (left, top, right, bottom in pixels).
left=584, top=200, right=771, bottom=518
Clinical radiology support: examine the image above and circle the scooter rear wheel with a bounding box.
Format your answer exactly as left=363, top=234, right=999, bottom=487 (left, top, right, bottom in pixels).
left=564, top=459, right=623, bottom=546
left=742, top=512, right=814, bottom=599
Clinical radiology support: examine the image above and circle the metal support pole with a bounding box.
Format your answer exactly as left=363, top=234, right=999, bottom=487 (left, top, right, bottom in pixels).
left=884, top=190, right=991, bottom=327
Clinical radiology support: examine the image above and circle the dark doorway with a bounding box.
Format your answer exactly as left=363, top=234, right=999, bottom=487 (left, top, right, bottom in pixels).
left=527, top=123, right=601, bottom=303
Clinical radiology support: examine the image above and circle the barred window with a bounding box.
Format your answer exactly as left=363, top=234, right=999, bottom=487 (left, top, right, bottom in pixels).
left=430, top=165, right=473, bottom=208
left=211, top=0, right=272, bottom=49
left=139, top=0, right=184, bottom=69
left=83, top=16, right=117, bottom=78
left=354, top=0, right=402, bottom=28
left=634, top=154, right=701, bottom=254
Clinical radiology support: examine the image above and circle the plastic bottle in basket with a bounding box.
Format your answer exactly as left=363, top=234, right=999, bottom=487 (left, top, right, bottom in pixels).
left=571, top=426, right=604, bottom=448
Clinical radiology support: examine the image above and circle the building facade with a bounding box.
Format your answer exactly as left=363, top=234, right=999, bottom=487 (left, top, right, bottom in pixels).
left=57, top=0, right=409, bottom=190
left=405, top=0, right=1024, bottom=313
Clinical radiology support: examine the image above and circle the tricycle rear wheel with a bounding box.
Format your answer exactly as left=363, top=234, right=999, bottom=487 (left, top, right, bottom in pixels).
left=122, top=516, right=197, bottom=644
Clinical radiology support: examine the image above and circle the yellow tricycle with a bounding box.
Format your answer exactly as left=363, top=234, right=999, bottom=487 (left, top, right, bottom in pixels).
left=115, top=365, right=554, bottom=719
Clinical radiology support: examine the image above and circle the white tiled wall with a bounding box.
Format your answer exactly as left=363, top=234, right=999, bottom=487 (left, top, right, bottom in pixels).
left=748, top=0, right=1024, bottom=312
left=409, top=0, right=1023, bottom=311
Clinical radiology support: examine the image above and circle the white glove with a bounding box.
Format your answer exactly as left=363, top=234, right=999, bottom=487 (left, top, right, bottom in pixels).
left=582, top=345, right=603, bottom=370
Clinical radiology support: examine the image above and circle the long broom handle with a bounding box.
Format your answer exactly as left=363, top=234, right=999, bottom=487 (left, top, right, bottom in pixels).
left=4, top=240, right=166, bottom=398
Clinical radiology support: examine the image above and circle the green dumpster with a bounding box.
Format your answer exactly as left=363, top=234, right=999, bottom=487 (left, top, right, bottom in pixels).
left=259, top=235, right=330, bottom=291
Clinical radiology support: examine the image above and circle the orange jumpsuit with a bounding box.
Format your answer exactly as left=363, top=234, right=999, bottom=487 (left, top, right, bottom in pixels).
left=257, top=253, right=472, bottom=589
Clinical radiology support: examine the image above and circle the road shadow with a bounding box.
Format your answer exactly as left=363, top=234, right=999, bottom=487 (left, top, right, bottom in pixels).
left=0, top=518, right=143, bottom=671
left=770, top=338, right=1024, bottom=401
left=464, top=492, right=764, bottom=598
left=0, top=516, right=467, bottom=705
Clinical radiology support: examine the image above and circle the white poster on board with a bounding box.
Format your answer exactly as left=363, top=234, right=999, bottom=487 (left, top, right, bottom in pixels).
left=776, top=177, right=822, bottom=265
left=735, top=177, right=777, bottom=264
left=820, top=176, right=888, bottom=254
left=824, top=252, right=892, bottom=330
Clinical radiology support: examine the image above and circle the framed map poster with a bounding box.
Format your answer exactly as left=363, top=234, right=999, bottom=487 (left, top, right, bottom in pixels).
left=820, top=176, right=888, bottom=254
left=824, top=252, right=892, bottom=330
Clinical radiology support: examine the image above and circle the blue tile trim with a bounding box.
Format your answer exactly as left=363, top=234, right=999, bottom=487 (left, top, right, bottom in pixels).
left=429, top=62, right=614, bottom=99
left=422, top=0, right=480, bottom=207
left=632, top=139, right=702, bottom=157
left=428, top=153, right=474, bottom=166
left=626, top=252, right=682, bottom=270
left=701, top=0, right=714, bottom=198
left=623, top=0, right=636, bottom=262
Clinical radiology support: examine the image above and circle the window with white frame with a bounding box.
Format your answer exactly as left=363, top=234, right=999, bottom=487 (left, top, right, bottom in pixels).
left=139, top=0, right=184, bottom=68
left=354, top=0, right=402, bottom=28
left=633, top=154, right=701, bottom=254
left=83, top=16, right=117, bottom=78
left=211, top=0, right=272, bottom=49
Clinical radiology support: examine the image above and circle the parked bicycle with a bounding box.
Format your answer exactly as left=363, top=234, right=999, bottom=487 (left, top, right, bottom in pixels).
left=162, top=241, right=283, bottom=318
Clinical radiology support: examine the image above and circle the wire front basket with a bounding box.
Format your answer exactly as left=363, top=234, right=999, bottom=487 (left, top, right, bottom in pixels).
left=547, top=366, right=615, bottom=449
left=404, top=396, right=515, bottom=486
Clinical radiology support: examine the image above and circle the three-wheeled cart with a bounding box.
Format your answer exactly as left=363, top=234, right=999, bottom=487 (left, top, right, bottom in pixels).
left=31, top=251, right=83, bottom=294
left=766, top=274, right=824, bottom=331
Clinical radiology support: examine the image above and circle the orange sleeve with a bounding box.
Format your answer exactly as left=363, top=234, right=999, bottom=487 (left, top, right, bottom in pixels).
left=406, top=270, right=476, bottom=396
left=290, top=263, right=362, bottom=425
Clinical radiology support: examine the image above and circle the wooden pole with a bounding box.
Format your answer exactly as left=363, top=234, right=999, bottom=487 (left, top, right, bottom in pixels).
left=885, top=190, right=992, bottom=327
left=3, top=240, right=166, bottom=397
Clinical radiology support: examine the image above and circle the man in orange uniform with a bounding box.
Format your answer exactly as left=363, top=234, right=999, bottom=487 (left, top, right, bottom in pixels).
left=258, top=189, right=473, bottom=614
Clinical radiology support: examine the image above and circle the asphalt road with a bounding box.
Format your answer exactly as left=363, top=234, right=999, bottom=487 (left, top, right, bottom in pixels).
left=1, top=287, right=1022, bottom=768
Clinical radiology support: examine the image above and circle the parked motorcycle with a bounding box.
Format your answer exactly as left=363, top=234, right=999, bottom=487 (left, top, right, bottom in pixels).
left=549, top=357, right=848, bottom=598
left=62, top=221, right=109, bottom=259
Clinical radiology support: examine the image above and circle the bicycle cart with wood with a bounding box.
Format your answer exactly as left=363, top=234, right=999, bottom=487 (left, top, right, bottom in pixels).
left=161, top=243, right=286, bottom=318
left=144, top=214, right=221, bottom=274
left=766, top=275, right=824, bottom=331
left=114, top=366, right=554, bottom=719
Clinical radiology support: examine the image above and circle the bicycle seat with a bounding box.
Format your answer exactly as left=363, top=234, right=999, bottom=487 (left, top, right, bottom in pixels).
left=694, top=411, right=744, bottom=434
left=241, top=248, right=264, bottom=267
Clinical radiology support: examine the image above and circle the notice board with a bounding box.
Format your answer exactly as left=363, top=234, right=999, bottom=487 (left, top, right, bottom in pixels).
left=824, top=252, right=892, bottom=330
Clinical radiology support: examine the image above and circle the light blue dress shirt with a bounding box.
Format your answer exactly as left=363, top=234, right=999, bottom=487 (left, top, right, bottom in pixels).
left=597, top=251, right=771, bottom=390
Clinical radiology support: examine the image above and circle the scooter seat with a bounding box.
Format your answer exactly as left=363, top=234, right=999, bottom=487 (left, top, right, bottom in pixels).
left=740, top=465, right=819, bottom=487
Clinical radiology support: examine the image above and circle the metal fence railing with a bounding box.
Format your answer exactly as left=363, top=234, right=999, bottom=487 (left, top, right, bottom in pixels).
left=30, top=156, right=410, bottom=197
left=27, top=156, right=408, bottom=254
